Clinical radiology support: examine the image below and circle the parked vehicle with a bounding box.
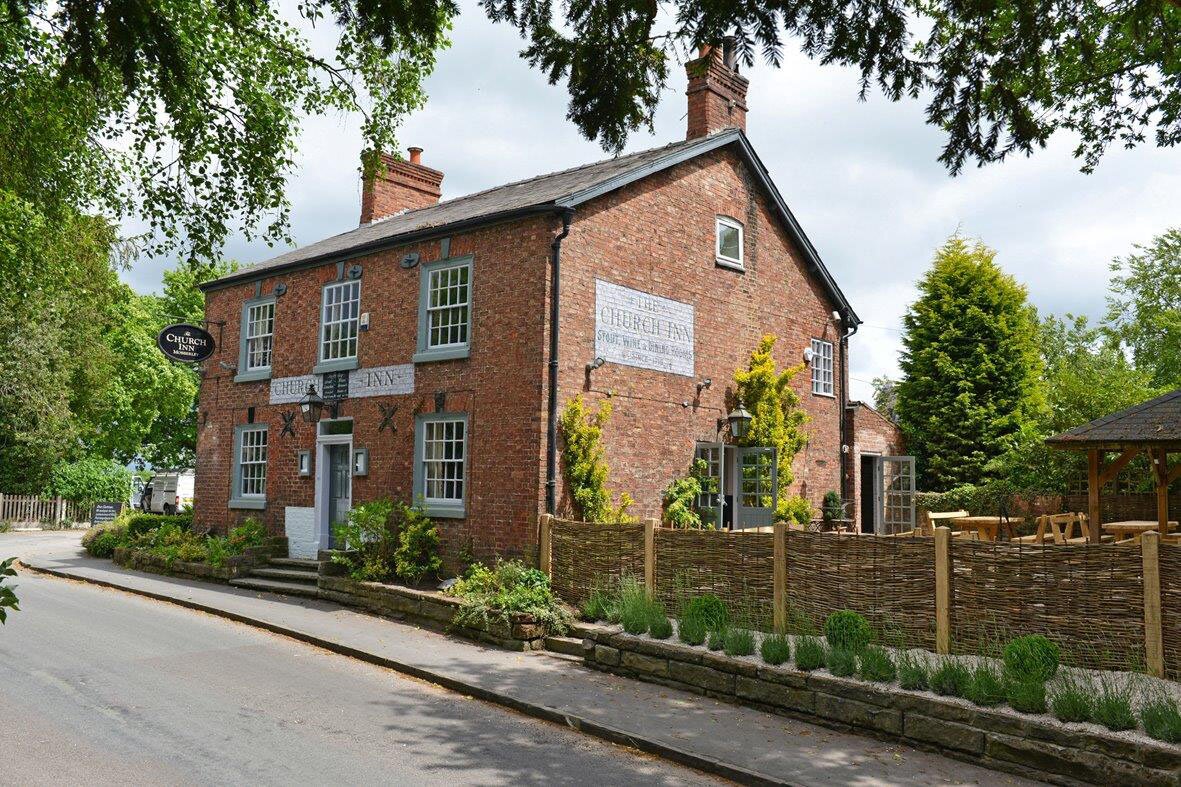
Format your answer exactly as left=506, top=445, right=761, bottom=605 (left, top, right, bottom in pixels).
left=139, top=470, right=195, bottom=515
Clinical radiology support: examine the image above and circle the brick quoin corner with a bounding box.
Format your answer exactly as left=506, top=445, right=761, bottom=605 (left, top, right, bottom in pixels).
left=194, top=44, right=896, bottom=565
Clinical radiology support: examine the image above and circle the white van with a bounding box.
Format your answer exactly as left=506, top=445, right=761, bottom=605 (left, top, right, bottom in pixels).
left=139, top=470, right=195, bottom=515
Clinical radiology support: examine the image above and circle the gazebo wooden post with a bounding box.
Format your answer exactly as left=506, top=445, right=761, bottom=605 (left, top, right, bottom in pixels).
left=1087, top=449, right=1101, bottom=544
left=1154, top=448, right=1170, bottom=533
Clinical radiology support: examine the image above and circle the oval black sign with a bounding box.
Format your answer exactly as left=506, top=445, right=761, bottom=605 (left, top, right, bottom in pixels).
left=157, top=323, right=216, bottom=363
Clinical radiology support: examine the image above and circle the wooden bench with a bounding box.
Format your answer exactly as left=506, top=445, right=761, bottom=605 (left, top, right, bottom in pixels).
left=888, top=509, right=976, bottom=539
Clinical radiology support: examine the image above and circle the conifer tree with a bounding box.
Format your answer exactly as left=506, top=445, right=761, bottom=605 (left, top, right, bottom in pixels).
left=897, top=236, right=1045, bottom=491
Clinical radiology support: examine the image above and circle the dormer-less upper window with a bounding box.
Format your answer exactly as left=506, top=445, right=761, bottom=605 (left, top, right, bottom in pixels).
left=715, top=216, right=744, bottom=270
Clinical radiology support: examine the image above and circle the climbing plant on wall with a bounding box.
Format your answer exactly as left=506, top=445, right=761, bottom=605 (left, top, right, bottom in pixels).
left=558, top=395, right=635, bottom=523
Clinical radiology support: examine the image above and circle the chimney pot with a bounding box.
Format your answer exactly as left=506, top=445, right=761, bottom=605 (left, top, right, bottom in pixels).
left=408, top=146, right=423, bottom=165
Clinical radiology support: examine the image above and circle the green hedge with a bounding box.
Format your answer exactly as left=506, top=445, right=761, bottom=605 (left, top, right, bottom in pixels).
left=116, top=511, right=193, bottom=538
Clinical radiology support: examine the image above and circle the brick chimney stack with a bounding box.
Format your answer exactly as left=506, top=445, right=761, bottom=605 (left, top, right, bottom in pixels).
left=360, top=147, right=444, bottom=224
left=685, top=39, right=749, bottom=139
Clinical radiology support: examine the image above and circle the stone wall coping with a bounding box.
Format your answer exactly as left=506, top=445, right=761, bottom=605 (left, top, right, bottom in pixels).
left=586, top=628, right=1181, bottom=783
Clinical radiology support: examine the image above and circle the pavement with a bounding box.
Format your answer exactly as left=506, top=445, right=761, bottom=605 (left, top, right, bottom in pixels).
left=6, top=531, right=1040, bottom=786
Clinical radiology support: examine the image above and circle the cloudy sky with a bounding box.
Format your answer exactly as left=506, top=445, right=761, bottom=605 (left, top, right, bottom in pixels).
left=121, top=2, right=1181, bottom=402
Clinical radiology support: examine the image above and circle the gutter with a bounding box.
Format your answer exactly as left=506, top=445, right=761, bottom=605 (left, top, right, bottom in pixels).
left=545, top=209, right=575, bottom=516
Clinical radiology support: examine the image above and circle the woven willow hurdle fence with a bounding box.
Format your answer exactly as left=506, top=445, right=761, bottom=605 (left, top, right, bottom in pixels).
left=540, top=515, right=1180, bottom=679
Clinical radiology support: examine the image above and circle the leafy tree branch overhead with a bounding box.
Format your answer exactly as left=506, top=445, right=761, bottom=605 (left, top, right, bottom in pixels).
left=481, top=0, right=1180, bottom=171
left=2, top=0, right=454, bottom=261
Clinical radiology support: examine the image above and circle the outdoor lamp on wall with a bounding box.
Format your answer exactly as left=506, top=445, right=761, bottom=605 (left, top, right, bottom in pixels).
left=802, top=346, right=816, bottom=364
left=586, top=356, right=606, bottom=373
left=299, top=383, right=325, bottom=424
left=719, top=405, right=752, bottom=440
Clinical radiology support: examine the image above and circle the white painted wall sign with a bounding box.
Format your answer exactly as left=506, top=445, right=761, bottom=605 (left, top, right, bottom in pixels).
left=269, top=366, right=414, bottom=405
left=270, top=374, right=316, bottom=405
left=595, top=280, right=695, bottom=377
left=349, top=364, right=414, bottom=398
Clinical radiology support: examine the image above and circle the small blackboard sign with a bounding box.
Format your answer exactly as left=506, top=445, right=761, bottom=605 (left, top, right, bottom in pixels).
left=322, top=370, right=349, bottom=400
left=91, top=501, right=123, bottom=526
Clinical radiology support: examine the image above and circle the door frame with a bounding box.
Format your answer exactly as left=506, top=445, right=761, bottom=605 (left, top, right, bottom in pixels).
left=876, top=455, right=916, bottom=535
left=314, top=423, right=353, bottom=552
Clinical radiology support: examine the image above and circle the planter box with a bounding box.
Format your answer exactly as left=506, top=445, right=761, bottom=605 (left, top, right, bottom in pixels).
left=317, top=574, right=547, bottom=651
left=582, top=626, right=1181, bottom=787
left=112, top=538, right=285, bottom=583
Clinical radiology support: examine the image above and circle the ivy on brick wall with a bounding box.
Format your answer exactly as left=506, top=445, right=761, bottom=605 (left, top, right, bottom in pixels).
left=558, top=395, right=635, bottom=523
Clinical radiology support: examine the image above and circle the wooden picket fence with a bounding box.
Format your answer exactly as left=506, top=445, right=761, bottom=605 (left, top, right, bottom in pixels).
left=0, top=494, right=88, bottom=526
left=540, top=515, right=1178, bottom=680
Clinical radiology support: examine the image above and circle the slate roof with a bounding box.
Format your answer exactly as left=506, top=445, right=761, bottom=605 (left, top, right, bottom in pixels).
left=203, top=128, right=858, bottom=322
left=1045, top=389, right=1181, bottom=448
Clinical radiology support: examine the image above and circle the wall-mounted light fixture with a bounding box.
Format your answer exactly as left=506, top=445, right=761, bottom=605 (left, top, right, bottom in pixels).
left=696, top=377, right=712, bottom=396
left=831, top=310, right=842, bottom=323
left=802, top=346, right=815, bottom=364
left=586, top=356, right=606, bottom=373
left=299, top=383, right=341, bottom=423
left=717, top=405, right=752, bottom=441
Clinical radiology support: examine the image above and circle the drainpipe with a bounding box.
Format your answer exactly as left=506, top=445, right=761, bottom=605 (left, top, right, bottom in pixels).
left=545, top=208, right=575, bottom=515
left=839, top=316, right=858, bottom=512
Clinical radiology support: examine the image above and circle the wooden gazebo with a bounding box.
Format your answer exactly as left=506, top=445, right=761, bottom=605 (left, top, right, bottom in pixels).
left=1045, top=389, right=1181, bottom=543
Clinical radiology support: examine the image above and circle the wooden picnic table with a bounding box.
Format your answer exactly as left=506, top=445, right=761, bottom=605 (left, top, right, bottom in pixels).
left=951, top=515, right=1020, bottom=542
left=1101, top=520, right=1179, bottom=543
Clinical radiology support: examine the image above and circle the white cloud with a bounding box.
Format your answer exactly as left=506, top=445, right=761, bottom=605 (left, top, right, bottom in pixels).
left=121, top=0, right=1181, bottom=404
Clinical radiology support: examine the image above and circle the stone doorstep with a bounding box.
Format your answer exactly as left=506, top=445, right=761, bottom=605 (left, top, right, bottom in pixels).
left=591, top=631, right=1181, bottom=784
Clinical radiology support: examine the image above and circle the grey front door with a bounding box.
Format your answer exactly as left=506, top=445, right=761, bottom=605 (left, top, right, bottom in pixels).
left=328, top=444, right=352, bottom=534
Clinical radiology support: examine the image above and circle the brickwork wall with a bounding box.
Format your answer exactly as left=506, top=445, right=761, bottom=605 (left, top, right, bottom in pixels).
left=195, top=216, right=553, bottom=561
left=846, top=403, right=905, bottom=531
left=552, top=148, right=848, bottom=522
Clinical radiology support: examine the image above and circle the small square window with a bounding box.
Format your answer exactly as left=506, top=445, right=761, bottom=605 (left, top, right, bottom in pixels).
left=715, top=216, right=744, bottom=269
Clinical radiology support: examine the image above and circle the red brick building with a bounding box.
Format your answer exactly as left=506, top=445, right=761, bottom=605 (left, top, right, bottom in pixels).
left=195, top=47, right=870, bottom=560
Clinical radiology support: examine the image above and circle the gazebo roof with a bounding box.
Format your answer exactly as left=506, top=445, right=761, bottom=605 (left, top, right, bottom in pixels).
left=1045, top=389, right=1181, bottom=450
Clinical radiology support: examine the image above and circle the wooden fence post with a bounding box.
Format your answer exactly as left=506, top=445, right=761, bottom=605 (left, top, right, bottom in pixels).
left=644, top=518, right=657, bottom=598
left=1142, top=530, right=1164, bottom=678
left=0, top=493, right=5, bottom=521
left=54, top=496, right=64, bottom=524
left=935, top=526, right=952, bottom=654
left=538, top=514, right=553, bottom=575
left=773, top=521, right=787, bottom=634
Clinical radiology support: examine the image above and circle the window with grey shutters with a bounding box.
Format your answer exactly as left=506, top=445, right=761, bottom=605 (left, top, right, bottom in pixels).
left=811, top=338, right=834, bottom=396
left=413, top=413, right=468, bottom=517
left=415, top=256, right=473, bottom=363
left=231, top=425, right=268, bottom=508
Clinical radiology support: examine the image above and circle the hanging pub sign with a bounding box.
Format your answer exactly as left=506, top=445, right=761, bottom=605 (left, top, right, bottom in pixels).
left=157, top=323, right=216, bottom=363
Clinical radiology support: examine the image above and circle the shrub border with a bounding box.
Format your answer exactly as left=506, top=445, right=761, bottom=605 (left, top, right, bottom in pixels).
left=112, top=538, right=285, bottom=583
left=582, top=626, right=1180, bottom=786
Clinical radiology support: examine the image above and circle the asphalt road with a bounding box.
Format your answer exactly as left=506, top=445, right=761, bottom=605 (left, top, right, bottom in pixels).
left=1, top=556, right=718, bottom=786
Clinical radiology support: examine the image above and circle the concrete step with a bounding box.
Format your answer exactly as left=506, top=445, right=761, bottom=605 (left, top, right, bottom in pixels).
left=268, top=558, right=321, bottom=570
left=543, top=636, right=585, bottom=658
left=249, top=567, right=319, bottom=584
left=228, top=577, right=321, bottom=598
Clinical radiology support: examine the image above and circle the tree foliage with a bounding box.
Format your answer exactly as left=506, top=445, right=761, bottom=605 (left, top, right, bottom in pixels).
left=733, top=335, right=811, bottom=521
left=1105, top=227, right=1181, bottom=390
left=481, top=0, right=1181, bottom=170
left=2, top=1, right=448, bottom=261
left=49, top=457, right=132, bottom=509
left=558, top=395, right=635, bottom=523
left=896, top=236, right=1044, bottom=491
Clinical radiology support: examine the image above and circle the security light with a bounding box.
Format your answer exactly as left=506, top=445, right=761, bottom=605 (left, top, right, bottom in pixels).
left=802, top=346, right=816, bottom=364
left=696, top=377, right=712, bottom=395
left=586, top=357, right=606, bottom=373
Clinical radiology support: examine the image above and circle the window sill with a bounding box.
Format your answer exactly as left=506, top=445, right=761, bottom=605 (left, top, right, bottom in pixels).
left=229, top=498, right=267, bottom=510
left=233, top=369, right=272, bottom=384
left=715, top=257, right=745, bottom=272
left=413, top=346, right=470, bottom=364
left=421, top=501, right=465, bottom=519
left=812, top=390, right=836, bottom=399
left=312, top=357, right=359, bottom=374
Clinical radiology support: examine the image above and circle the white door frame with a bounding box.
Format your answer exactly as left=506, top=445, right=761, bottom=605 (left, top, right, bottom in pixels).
left=314, top=428, right=353, bottom=552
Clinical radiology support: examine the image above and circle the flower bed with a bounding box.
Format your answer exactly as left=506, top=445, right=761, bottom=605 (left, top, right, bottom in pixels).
left=317, top=573, right=548, bottom=650
left=581, top=625, right=1181, bottom=786
left=112, top=539, right=284, bottom=582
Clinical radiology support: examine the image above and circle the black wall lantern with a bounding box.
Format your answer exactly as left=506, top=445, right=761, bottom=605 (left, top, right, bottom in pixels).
left=299, top=383, right=341, bottom=423
left=718, top=405, right=752, bottom=441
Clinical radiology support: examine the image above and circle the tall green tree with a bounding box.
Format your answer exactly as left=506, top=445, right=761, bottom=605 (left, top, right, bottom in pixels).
left=1104, top=227, right=1181, bottom=390
left=896, top=236, right=1044, bottom=491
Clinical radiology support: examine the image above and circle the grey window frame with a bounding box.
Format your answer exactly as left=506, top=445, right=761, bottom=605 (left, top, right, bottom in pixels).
left=811, top=338, right=834, bottom=397
left=414, top=255, right=473, bottom=363
left=314, top=279, right=361, bottom=374
left=715, top=215, right=744, bottom=271
left=230, top=424, right=268, bottom=509
left=235, top=295, right=276, bottom=382
left=412, top=412, right=468, bottom=518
